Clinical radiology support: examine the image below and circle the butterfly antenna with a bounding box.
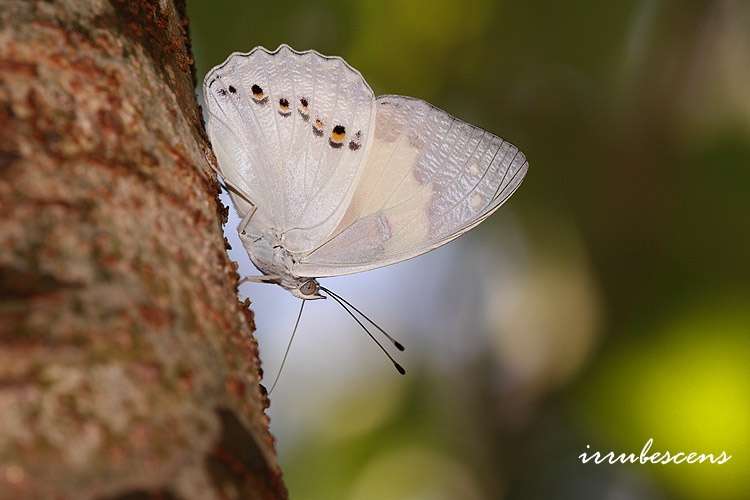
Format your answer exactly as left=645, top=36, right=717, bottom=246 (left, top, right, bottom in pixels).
left=320, top=286, right=405, bottom=351
left=323, top=290, right=406, bottom=375
left=268, top=300, right=306, bottom=395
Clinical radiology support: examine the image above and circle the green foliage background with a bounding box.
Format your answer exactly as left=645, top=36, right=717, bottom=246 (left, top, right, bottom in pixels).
left=189, top=1, right=750, bottom=499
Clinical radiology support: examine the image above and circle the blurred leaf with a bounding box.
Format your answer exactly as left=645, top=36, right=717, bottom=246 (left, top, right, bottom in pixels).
left=578, top=302, right=750, bottom=499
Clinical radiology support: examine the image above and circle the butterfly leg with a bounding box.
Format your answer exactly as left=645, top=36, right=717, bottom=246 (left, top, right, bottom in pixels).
left=222, top=180, right=256, bottom=210
left=237, top=205, right=258, bottom=236
left=239, top=274, right=281, bottom=285
left=208, top=164, right=259, bottom=236
left=207, top=162, right=258, bottom=215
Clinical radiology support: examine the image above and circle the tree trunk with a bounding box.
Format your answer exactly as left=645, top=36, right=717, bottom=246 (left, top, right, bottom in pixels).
left=0, top=1, right=285, bottom=499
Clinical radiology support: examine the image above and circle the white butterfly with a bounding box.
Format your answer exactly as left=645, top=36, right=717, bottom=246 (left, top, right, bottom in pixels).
left=202, top=45, right=528, bottom=378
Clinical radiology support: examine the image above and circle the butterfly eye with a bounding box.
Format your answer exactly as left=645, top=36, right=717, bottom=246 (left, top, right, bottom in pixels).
left=299, top=280, right=317, bottom=296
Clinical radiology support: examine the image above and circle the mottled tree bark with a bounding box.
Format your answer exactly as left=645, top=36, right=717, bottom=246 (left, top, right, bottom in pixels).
left=0, top=1, right=285, bottom=499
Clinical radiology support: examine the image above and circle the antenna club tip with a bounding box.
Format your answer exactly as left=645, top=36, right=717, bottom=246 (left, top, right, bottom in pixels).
left=394, top=341, right=405, bottom=351
left=395, top=363, right=406, bottom=375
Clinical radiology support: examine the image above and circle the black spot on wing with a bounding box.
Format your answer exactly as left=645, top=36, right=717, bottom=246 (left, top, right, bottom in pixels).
left=313, top=118, right=324, bottom=137
left=298, top=97, right=310, bottom=120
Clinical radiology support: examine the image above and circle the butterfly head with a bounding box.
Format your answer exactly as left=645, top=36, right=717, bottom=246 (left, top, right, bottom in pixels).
left=292, top=278, right=324, bottom=300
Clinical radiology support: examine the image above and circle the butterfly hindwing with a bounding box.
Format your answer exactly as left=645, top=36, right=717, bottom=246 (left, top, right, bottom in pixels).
left=293, top=95, right=528, bottom=277
left=202, top=45, right=376, bottom=253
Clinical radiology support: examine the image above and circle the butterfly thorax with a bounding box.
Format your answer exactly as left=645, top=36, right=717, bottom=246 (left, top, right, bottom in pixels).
left=241, top=229, right=322, bottom=299
left=243, top=230, right=293, bottom=280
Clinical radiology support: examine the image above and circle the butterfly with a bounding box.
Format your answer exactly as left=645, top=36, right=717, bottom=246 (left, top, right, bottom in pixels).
left=202, top=45, right=528, bottom=382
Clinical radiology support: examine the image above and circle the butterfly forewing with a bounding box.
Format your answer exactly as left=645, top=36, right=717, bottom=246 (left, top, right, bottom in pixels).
left=202, top=45, right=376, bottom=252
left=294, top=95, right=528, bottom=277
